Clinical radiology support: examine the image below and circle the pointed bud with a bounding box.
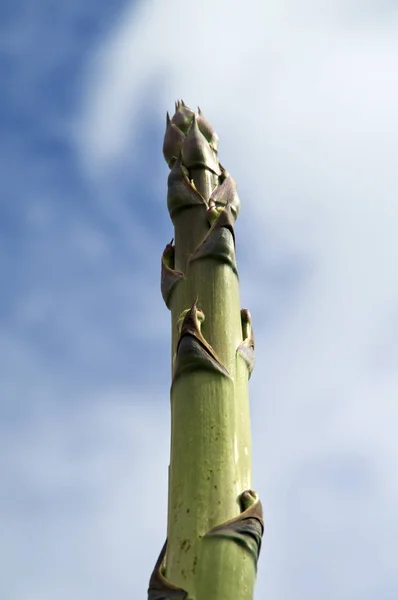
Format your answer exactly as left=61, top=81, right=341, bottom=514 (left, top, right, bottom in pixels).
left=173, top=303, right=230, bottom=382
left=161, top=242, right=184, bottom=308
left=163, top=112, right=185, bottom=167
left=191, top=204, right=237, bottom=275
left=206, top=490, right=264, bottom=567
left=197, top=107, right=219, bottom=153
left=171, top=101, right=196, bottom=135
left=167, top=157, right=206, bottom=222
left=208, top=169, right=240, bottom=220
left=181, top=115, right=221, bottom=175
left=238, top=309, right=255, bottom=376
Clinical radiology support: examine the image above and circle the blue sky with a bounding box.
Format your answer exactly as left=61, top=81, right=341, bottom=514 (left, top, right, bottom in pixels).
left=2, top=1, right=398, bottom=599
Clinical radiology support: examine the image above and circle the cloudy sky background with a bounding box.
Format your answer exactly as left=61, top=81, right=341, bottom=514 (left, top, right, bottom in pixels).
left=2, top=0, right=398, bottom=598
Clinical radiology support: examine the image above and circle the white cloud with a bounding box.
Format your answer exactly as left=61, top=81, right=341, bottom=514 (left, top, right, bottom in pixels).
left=0, top=391, right=170, bottom=600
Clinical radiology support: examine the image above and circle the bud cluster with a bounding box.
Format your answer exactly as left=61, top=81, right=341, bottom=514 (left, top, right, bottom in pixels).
left=163, top=100, right=240, bottom=224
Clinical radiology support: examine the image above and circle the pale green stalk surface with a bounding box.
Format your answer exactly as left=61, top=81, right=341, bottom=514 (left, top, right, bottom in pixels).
left=148, top=102, right=263, bottom=600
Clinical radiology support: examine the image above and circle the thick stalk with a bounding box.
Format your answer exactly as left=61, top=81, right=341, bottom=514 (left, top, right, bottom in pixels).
left=149, top=102, right=263, bottom=600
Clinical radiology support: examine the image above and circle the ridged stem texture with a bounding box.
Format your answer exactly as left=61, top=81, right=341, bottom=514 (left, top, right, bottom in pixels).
left=148, top=101, right=263, bottom=600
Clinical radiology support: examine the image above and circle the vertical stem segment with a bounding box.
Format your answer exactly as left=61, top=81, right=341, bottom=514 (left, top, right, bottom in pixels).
left=150, top=101, right=263, bottom=600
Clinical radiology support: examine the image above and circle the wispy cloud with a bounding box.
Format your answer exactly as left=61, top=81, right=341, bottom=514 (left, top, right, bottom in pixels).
left=0, top=391, right=170, bottom=599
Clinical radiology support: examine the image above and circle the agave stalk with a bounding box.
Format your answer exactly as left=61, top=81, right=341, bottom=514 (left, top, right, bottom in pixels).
left=148, top=102, right=263, bottom=600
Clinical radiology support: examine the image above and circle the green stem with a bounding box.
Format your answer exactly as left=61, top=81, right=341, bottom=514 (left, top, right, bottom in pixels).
left=151, top=101, right=263, bottom=600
